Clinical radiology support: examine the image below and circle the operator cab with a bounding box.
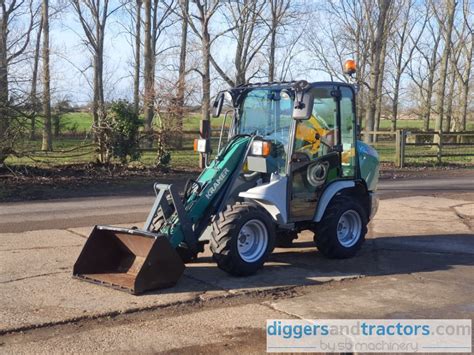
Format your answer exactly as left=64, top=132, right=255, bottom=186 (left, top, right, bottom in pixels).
left=210, top=80, right=359, bottom=222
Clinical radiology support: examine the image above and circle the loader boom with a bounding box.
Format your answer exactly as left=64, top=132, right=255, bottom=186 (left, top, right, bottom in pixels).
left=157, top=135, right=252, bottom=249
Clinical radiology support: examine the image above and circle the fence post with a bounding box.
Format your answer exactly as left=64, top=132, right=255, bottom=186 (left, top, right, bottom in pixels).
left=437, top=131, right=442, bottom=164
left=400, top=129, right=406, bottom=168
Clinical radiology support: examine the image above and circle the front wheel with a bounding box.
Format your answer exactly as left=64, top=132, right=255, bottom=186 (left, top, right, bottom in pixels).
left=314, top=195, right=368, bottom=258
left=211, top=202, right=275, bottom=276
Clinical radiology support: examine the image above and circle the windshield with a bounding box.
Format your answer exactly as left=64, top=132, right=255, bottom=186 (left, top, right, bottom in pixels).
left=239, top=89, right=293, bottom=138
left=238, top=89, right=293, bottom=173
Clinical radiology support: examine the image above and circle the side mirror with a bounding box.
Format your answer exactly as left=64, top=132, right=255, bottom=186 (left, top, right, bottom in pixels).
left=292, top=90, right=314, bottom=120
left=212, top=92, right=224, bottom=118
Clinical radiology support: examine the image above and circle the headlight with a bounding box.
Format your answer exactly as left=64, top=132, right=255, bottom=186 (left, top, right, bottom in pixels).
left=251, top=140, right=271, bottom=157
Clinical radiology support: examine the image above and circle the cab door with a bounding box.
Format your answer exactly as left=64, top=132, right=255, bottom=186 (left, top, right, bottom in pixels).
left=288, top=85, right=356, bottom=222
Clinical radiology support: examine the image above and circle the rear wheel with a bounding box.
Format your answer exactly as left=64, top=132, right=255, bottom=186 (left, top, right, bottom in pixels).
left=314, top=195, right=367, bottom=258
left=211, top=202, right=275, bottom=276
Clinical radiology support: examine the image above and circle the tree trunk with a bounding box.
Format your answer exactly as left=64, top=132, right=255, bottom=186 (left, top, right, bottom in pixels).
left=96, top=50, right=106, bottom=162
left=199, top=23, right=211, bottom=167
left=93, top=43, right=106, bottom=162
left=41, top=0, right=52, bottom=152
left=91, top=55, right=99, bottom=142
left=201, top=29, right=211, bottom=122
left=143, top=0, right=154, bottom=148
left=133, top=0, right=142, bottom=114
left=70, top=0, right=110, bottom=162
left=175, top=0, right=188, bottom=149
left=364, top=0, right=392, bottom=143
left=391, top=76, right=400, bottom=132
left=423, top=31, right=441, bottom=131
left=268, top=19, right=277, bottom=82
left=459, top=33, right=473, bottom=133
left=30, top=18, right=42, bottom=140
left=444, top=64, right=456, bottom=132
left=434, top=0, right=456, bottom=138
left=234, top=23, right=245, bottom=86
left=374, top=38, right=388, bottom=139
left=0, top=7, right=9, bottom=159
left=390, top=18, right=408, bottom=132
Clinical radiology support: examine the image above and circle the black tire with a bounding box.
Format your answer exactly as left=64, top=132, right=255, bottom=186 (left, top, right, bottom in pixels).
left=314, top=194, right=368, bottom=259
left=151, top=205, right=198, bottom=263
left=211, top=202, right=275, bottom=276
left=275, top=230, right=298, bottom=248
left=150, top=198, right=174, bottom=232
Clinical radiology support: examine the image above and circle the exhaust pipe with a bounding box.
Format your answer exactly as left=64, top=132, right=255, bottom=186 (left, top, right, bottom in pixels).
left=73, top=226, right=185, bottom=295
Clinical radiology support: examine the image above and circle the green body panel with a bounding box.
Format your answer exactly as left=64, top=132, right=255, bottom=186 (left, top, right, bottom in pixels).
left=166, top=136, right=251, bottom=248
left=357, top=140, right=380, bottom=191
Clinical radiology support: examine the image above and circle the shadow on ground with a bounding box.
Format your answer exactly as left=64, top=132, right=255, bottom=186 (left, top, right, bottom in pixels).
left=142, top=233, right=474, bottom=296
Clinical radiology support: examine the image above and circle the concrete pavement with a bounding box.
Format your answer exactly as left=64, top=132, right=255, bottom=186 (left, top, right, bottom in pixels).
left=0, top=191, right=473, bottom=352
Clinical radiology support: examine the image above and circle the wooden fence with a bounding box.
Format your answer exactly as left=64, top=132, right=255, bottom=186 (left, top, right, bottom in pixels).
left=362, top=130, right=474, bottom=167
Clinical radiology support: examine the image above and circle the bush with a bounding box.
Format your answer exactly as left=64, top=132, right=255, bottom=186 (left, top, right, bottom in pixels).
left=106, top=100, right=141, bottom=163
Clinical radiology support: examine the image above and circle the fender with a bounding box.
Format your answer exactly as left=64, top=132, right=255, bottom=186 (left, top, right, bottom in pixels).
left=238, top=174, right=288, bottom=224
left=313, top=180, right=355, bottom=222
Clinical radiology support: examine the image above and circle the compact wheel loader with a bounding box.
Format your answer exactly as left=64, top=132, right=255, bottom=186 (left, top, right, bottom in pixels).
left=73, top=76, right=380, bottom=294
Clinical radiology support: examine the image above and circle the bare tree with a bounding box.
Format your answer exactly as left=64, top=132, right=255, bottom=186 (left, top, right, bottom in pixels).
left=182, top=0, right=226, bottom=167
left=433, top=0, right=456, bottom=137
left=455, top=0, right=473, bottom=133
left=268, top=0, right=290, bottom=82
left=388, top=0, right=427, bottom=131
left=374, top=34, right=388, bottom=135
left=133, top=0, right=142, bottom=114
left=29, top=17, right=43, bottom=140
left=0, top=1, right=10, bottom=154
left=142, top=0, right=175, bottom=149
left=418, top=13, right=442, bottom=131
left=0, top=0, right=37, bottom=163
left=215, top=0, right=271, bottom=86
left=444, top=60, right=456, bottom=132
left=445, top=31, right=463, bottom=132
left=143, top=0, right=153, bottom=147
left=182, top=0, right=222, bottom=122
left=304, top=0, right=374, bottom=125
left=175, top=0, right=188, bottom=148
left=41, top=0, right=52, bottom=151
left=365, top=0, right=393, bottom=143
left=70, top=0, right=122, bottom=162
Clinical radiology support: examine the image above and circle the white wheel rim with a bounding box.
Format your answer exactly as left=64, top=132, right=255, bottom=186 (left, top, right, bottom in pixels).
left=237, top=219, right=268, bottom=263
left=337, top=210, right=362, bottom=248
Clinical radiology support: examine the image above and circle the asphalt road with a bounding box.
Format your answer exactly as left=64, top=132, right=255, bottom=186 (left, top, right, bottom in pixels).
left=0, top=175, right=473, bottom=233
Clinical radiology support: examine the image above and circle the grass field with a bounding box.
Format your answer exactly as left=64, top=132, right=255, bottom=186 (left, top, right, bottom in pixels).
left=58, top=111, right=228, bottom=134
left=5, top=112, right=474, bottom=169
left=59, top=111, right=474, bottom=132
left=61, top=112, right=94, bottom=132
left=6, top=137, right=201, bottom=170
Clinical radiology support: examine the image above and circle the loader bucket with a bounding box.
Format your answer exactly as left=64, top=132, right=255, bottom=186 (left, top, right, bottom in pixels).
left=73, top=226, right=185, bottom=295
